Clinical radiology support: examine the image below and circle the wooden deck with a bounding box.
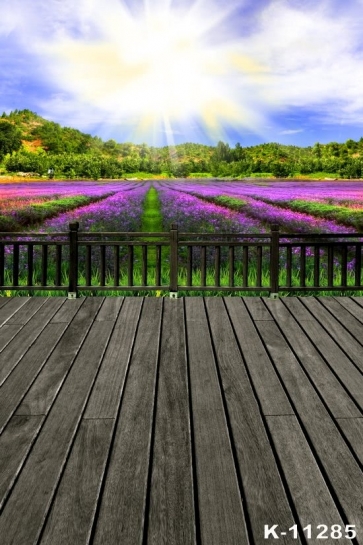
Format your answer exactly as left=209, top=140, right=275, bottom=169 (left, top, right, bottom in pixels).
left=0, top=296, right=362, bottom=545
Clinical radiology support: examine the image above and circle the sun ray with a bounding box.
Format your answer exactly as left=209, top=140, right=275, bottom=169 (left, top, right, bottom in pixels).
left=39, top=0, right=274, bottom=145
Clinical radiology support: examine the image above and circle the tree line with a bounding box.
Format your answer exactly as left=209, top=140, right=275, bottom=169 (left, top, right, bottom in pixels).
left=0, top=109, right=362, bottom=179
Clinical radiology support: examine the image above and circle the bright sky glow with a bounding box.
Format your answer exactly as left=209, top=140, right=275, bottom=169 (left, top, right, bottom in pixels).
left=1, top=0, right=363, bottom=146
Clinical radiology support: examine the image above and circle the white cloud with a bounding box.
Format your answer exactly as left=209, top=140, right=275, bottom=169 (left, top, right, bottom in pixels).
left=279, top=129, right=304, bottom=135
left=2, top=0, right=363, bottom=142
left=236, top=0, right=363, bottom=124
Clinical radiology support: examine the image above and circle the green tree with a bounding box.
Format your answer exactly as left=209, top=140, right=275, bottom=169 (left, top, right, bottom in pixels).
left=0, top=121, right=22, bottom=159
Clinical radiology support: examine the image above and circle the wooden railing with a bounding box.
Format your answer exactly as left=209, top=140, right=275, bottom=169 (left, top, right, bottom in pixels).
left=1, top=222, right=363, bottom=297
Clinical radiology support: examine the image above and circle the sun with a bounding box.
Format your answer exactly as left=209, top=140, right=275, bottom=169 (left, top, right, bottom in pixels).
left=45, top=0, right=271, bottom=144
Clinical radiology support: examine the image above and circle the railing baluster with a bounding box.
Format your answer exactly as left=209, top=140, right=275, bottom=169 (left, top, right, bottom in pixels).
left=270, top=224, right=279, bottom=295
left=355, top=243, right=361, bottom=286
left=68, top=222, right=79, bottom=298
left=169, top=224, right=178, bottom=294
left=286, top=246, right=292, bottom=287
left=0, top=243, right=4, bottom=286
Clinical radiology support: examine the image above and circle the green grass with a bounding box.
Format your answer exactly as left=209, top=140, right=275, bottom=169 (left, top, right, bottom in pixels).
left=2, top=260, right=363, bottom=297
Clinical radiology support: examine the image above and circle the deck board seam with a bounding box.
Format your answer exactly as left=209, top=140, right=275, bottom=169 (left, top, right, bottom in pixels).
left=35, top=298, right=124, bottom=545
left=249, top=298, right=362, bottom=533
left=86, top=297, right=145, bottom=545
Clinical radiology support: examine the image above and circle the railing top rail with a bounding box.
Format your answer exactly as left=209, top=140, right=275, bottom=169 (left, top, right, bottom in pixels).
left=0, top=232, right=68, bottom=237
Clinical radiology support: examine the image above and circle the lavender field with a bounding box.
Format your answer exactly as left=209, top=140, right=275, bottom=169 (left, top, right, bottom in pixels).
left=1, top=178, right=363, bottom=295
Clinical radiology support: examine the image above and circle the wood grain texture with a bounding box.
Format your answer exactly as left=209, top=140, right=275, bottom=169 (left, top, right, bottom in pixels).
left=264, top=297, right=362, bottom=418
left=0, top=414, right=43, bottom=510
left=0, top=322, right=69, bottom=432
left=335, top=417, right=363, bottom=466
left=5, top=296, right=48, bottom=324
left=84, top=297, right=142, bottom=419
left=95, top=296, right=123, bottom=321
left=332, top=296, right=363, bottom=323
left=0, top=297, right=30, bottom=325
left=224, top=297, right=293, bottom=416
left=242, top=296, right=274, bottom=320
left=282, top=298, right=363, bottom=411
left=0, top=324, right=22, bottom=352
left=299, top=297, right=363, bottom=373
left=266, top=415, right=353, bottom=545
left=256, top=319, right=363, bottom=542
left=185, top=297, right=248, bottom=545
left=0, top=297, right=64, bottom=386
left=15, top=297, right=104, bottom=416
left=0, top=296, right=362, bottom=545
left=39, top=419, right=114, bottom=545
left=147, top=298, right=196, bottom=545
left=0, top=319, right=114, bottom=545
left=50, top=296, right=84, bottom=323
left=92, top=298, right=162, bottom=545
left=205, top=297, right=301, bottom=545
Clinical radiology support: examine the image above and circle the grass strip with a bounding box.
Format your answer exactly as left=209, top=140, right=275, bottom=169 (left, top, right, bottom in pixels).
left=0, top=193, right=115, bottom=231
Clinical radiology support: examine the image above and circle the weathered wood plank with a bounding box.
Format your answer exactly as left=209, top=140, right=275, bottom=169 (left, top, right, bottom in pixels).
left=279, top=296, right=316, bottom=320
left=84, top=298, right=142, bottom=419
left=205, top=297, right=301, bottom=545
left=282, top=303, right=363, bottom=411
left=0, top=322, right=69, bottom=433
left=0, top=296, right=35, bottom=326
left=266, top=415, right=354, bottom=544
left=50, top=297, right=84, bottom=323
left=0, top=324, right=22, bottom=352
left=147, top=298, right=196, bottom=545
left=335, top=417, right=363, bottom=466
left=5, top=296, right=48, bottom=324
left=92, top=298, right=162, bottom=545
left=95, top=296, right=123, bottom=321
left=299, top=297, right=363, bottom=373
left=255, top=319, right=363, bottom=542
left=331, top=296, right=363, bottom=324
left=0, top=298, right=65, bottom=387
left=184, top=297, right=248, bottom=545
left=0, top=297, right=11, bottom=310
left=15, top=298, right=104, bottom=416
left=39, top=419, right=114, bottom=545
left=0, top=415, right=43, bottom=510
left=0, top=319, right=114, bottom=545
left=242, top=296, right=274, bottom=320
left=264, top=298, right=362, bottom=418
left=224, top=297, right=293, bottom=416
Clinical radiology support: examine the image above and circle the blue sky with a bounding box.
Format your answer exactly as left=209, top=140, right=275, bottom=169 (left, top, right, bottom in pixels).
left=1, top=0, right=363, bottom=148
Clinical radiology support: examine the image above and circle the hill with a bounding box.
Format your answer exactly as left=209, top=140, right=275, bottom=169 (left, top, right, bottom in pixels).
left=0, top=109, right=362, bottom=179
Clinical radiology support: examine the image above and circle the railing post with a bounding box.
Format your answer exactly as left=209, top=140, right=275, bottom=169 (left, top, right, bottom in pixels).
left=68, top=222, right=79, bottom=299
left=169, top=223, right=178, bottom=298
left=270, top=223, right=279, bottom=298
